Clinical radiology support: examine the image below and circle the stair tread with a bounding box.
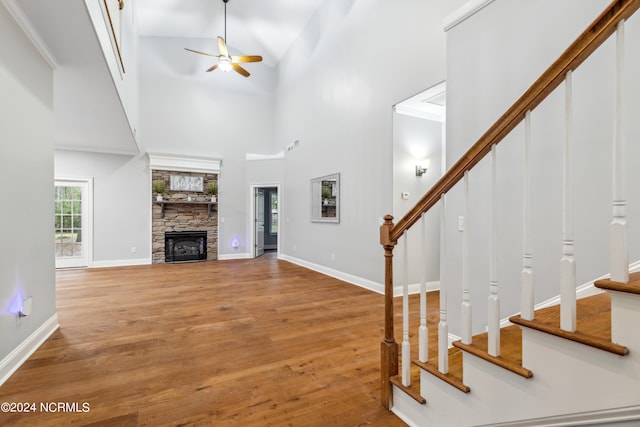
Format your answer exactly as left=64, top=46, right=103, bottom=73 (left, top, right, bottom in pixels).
left=595, top=272, right=640, bottom=294
left=509, top=293, right=628, bottom=356
left=390, top=372, right=426, bottom=404
left=413, top=347, right=470, bottom=393
left=453, top=325, right=533, bottom=378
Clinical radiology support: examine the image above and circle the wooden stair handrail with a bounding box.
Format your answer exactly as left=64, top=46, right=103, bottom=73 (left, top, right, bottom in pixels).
left=389, top=0, right=640, bottom=243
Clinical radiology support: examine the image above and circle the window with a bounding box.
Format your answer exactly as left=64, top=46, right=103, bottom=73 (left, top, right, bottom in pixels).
left=270, top=192, right=278, bottom=234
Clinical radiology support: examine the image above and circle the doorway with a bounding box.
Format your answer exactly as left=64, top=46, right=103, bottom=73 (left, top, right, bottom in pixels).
left=252, top=186, right=279, bottom=258
left=54, top=179, right=92, bottom=268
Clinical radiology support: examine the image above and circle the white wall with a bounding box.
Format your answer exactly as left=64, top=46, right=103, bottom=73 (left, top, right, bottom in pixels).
left=54, top=151, right=150, bottom=265
left=0, top=2, right=56, bottom=367
left=393, top=113, right=443, bottom=285
left=444, top=0, right=640, bottom=335
left=275, top=0, right=467, bottom=287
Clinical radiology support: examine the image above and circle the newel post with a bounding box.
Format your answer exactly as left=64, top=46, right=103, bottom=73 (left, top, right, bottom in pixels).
left=380, top=214, right=398, bottom=409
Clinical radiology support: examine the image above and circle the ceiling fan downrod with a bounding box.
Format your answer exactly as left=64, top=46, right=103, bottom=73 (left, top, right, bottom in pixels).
left=223, top=0, right=228, bottom=43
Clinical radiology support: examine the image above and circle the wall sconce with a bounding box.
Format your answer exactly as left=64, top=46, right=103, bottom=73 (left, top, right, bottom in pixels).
left=415, top=159, right=430, bottom=177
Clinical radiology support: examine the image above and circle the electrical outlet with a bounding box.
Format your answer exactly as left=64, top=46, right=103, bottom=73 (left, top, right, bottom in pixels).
left=331, top=253, right=335, bottom=261
left=19, top=296, right=32, bottom=317
left=130, top=246, right=137, bottom=254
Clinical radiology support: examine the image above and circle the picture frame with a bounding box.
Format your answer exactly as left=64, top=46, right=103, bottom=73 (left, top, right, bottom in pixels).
left=311, top=173, right=340, bottom=223
left=170, top=175, right=203, bottom=192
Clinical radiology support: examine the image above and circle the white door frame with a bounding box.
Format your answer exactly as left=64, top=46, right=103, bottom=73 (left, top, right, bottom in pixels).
left=249, top=183, right=281, bottom=258
left=55, top=177, right=94, bottom=268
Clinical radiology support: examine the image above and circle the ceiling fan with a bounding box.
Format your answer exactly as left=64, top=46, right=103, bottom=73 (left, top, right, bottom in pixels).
left=184, top=0, right=262, bottom=77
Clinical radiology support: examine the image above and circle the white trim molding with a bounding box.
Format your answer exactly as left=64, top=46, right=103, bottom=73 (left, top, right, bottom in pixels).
left=218, top=253, right=252, bottom=261
left=1, top=0, right=59, bottom=69
left=55, top=144, right=139, bottom=157
left=280, top=254, right=440, bottom=296
left=477, top=405, right=640, bottom=427
left=147, top=153, right=222, bottom=173
left=394, top=105, right=444, bottom=122
left=394, top=281, right=440, bottom=298
left=246, top=152, right=285, bottom=161
left=91, top=258, right=151, bottom=268
left=443, top=0, right=495, bottom=32
left=499, top=260, right=640, bottom=328
left=0, top=314, right=59, bottom=387
left=280, top=254, right=383, bottom=294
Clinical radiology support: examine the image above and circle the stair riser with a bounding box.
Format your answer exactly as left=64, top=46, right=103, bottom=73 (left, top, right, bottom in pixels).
left=521, top=329, right=640, bottom=414
left=610, top=291, right=640, bottom=347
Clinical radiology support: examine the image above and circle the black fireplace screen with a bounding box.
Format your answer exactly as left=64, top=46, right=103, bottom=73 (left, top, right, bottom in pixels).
left=165, top=231, right=207, bottom=263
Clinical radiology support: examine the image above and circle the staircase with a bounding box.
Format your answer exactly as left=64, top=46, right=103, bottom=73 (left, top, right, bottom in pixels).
left=380, top=1, right=640, bottom=425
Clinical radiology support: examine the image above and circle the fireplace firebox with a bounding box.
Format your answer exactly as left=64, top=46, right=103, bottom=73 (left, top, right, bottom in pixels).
left=165, top=231, right=207, bottom=263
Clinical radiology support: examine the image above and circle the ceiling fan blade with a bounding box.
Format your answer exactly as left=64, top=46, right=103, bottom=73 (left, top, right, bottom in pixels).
left=231, top=55, right=263, bottom=63
left=184, top=48, right=217, bottom=58
left=231, top=63, right=250, bottom=77
left=206, top=63, right=219, bottom=72
left=217, top=36, right=228, bottom=57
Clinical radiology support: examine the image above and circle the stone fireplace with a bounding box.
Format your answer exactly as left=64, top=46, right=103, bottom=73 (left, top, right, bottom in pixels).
left=150, top=167, right=218, bottom=264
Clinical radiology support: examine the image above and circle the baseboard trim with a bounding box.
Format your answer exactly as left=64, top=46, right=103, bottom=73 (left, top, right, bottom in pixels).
left=500, top=260, right=640, bottom=328
left=478, top=404, right=640, bottom=427
left=0, top=314, right=59, bottom=387
left=391, top=405, right=420, bottom=427
left=218, top=253, right=252, bottom=260
left=396, top=281, right=441, bottom=298
left=91, top=258, right=151, bottom=268
left=279, top=254, right=384, bottom=294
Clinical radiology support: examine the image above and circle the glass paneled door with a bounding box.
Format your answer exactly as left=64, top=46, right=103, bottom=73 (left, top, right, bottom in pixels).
left=55, top=180, right=90, bottom=268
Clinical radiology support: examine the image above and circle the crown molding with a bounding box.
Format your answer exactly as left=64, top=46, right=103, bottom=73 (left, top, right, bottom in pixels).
left=443, top=0, right=495, bottom=32
left=394, top=104, right=445, bottom=122
left=246, top=152, right=285, bottom=161
left=1, top=0, right=59, bottom=69
left=147, top=153, right=222, bottom=173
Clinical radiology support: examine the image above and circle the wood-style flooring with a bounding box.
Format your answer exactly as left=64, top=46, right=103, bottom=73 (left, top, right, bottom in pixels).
left=0, top=255, right=411, bottom=426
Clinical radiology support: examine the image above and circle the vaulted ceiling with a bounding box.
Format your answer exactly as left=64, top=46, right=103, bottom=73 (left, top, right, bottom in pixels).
left=10, top=0, right=326, bottom=155
left=136, top=0, right=325, bottom=68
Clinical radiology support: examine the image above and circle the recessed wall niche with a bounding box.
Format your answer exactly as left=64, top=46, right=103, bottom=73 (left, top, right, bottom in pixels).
left=151, top=169, right=218, bottom=263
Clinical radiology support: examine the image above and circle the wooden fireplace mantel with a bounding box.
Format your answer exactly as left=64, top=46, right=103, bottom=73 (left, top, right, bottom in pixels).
left=154, top=201, right=217, bottom=219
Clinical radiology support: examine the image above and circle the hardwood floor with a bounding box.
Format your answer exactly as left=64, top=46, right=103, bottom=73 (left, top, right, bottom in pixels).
left=0, top=256, right=408, bottom=426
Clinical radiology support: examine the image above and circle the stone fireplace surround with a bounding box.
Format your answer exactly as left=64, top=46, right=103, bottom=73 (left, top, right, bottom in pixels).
left=151, top=168, right=218, bottom=264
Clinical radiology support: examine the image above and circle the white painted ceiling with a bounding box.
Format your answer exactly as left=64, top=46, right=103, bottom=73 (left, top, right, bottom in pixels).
left=136, top=0, right=325, bottom=68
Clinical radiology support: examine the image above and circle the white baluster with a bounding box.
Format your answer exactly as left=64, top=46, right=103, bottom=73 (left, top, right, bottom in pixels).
left=561, top=71, right=577, bottom=332
left=402, top=232, right=411, bottom=386
left=438, top=194, right=449, bottom=374
left=611, top=20, right=629, bottom=283
left=461, top=171, right=472, bottom=345
left=521, top=111, right=534, bottom=320
left=419, top=213, right=428, bottom=363
left=488, top=144, right=500, bottom=357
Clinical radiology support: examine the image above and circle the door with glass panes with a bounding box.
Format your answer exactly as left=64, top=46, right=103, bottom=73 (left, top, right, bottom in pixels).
left=55, top=180, right=90, bottom=268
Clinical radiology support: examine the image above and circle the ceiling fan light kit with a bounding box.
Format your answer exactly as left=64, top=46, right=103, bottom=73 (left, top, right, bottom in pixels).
left=184, top=0, right=263, bottom=77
